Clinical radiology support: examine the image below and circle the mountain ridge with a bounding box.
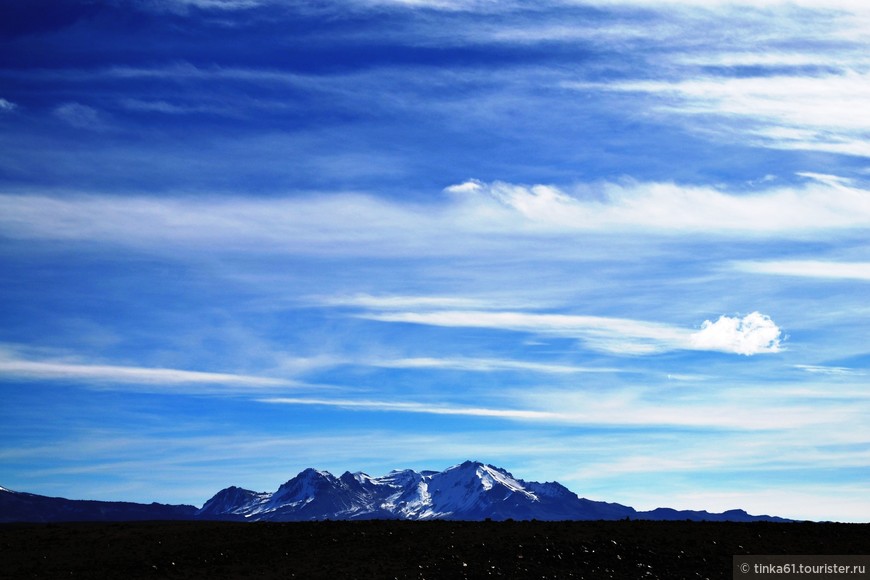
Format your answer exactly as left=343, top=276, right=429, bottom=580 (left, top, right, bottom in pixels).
left=195, top=460, right=789, bottom=523
left=0, top=486, right=198, bottom=523
left=1, top=460, right=790, bottom=523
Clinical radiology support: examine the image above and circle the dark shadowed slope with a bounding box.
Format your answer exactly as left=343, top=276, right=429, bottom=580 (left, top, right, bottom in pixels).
left=0, top=486, right=196, bottom=523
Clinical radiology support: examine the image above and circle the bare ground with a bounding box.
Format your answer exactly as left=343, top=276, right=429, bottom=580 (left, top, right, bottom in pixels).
left=1, top=520, right=867, bottom=579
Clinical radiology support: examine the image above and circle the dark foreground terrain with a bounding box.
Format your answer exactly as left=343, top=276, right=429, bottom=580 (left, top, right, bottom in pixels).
left=1, top=520, right=867, bottom=579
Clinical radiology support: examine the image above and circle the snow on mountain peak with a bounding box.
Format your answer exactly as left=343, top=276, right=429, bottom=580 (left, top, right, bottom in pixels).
left=298, top=467, right=334, bottom=480
left=5, top=463, right=790, bottom=523
left=350, top=472, right=378, bottom=485
left=197, top=486, right=270, bottom=518
left=439, top=461, right=538, bottom=501
left=379, top=469, right=423, bottom=489
left=269, top=468, right=338, bottom=506
left=188, top=462, right=781, bottom=523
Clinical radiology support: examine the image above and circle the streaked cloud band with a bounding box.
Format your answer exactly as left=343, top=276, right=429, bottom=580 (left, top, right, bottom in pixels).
left=735, top=260, right=870, bottom=281
left=361, top=309, right=783, bottom=356
left=0, top=352, right=289, bottom=388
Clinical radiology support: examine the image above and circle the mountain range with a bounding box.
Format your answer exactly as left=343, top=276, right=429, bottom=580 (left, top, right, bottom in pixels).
left=1, top=461, right=788, bottom=523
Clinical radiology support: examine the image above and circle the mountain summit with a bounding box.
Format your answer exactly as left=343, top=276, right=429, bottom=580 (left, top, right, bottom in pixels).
left=195, top=461, right=785, bottom=523
left=1, top=461, right=788, bottom=523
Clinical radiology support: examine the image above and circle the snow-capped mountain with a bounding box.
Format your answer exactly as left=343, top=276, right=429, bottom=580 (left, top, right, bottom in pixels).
left=1, top=461, right=789, bottom=522
left=195, top=460, right=785, bottom=522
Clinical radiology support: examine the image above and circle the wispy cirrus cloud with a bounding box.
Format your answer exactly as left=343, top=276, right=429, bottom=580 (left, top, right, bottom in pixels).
left=273, top=352, right=624, bottom=376
left=795, top=364, right=864, bottom=376
left=576, top=0, right=869, bottom=7
left=372, top=357, right=623, bottom=374
left=671, top=51, right=868, bottom=68
left=735, top=260, right=870, bottom=281
left=0, top=348, right=290, bottom=389
left=258, top=397, right=557, bottom=420
left=138, top=0, right=265, bottom=13
left=358, top=307, right=783, bottom=356
left=119, top=99, right=233, bottom=116
left=52, top=102, right=110, bottom=131
left=2, top=177, right=869, bottom=259
left=259, top=384, right=854, bottom=430
left=564, top=72, right=870, bottom=158
left=253, top=0, right=870, bottom=12
left=447, top=178, right=870, bottom=234
left=3, top=0, right=869, bottom=524
left=319, top=294, right=490, bottom=310
left=361, top=309, right=687, bottom=355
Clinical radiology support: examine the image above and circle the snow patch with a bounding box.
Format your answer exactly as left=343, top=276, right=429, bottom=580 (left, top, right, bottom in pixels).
left=195, top=462, right=628, bottom=521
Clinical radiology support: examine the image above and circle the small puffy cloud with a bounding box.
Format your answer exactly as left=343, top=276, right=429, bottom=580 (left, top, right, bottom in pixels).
left=444, top=179, right=484, bottom=194
left=0, top=98, right=17, bottom=112
left=690, top=312, right=783, bottom=355
left=354, top=304, right=787, bottom=357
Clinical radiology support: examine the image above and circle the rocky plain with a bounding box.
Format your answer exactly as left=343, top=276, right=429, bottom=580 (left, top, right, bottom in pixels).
left=2, top=519, right=868, bottom=579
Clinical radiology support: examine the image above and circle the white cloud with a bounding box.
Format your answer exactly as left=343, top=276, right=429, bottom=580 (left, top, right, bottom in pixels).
left=795, top=172, right=856, bottom=188
left=569, top=0, right=870, bottom=13
left=0, top=192, right=441, bottom=256
left=184, top=0, right=261, bottom=7
left=312, top=0, right=870, bottom=12
left=53, top=102, right=108, bottom=131
left=373, top=357, right=622, bottom=374
left=527, top=383, right=866, bottom=431
left=689, top=312, right=782, bottom=355
left=361, top=307, right=784, bottom=356
left=258, top=397, right=558, bottom=420
left=795, top=364, right=863, bottom=376
left=443, top=179, right=485, bottom=193
left=141, top=0, right=264, bottom=13
left=671, top=51, right=868, bottom=68
left=735, top=260, right=870, bottom=281
left=2, top=178, right=869, bottom=263
left=564, top=71, right=870, bottom=158
left=0, top=349, right=290, bottom=389
left=319, top=294, right=489, bottom=310
left=105, top=63, right=304, bottom=84
left=362, top=309, right=689, bottom=355
left=338, top=0, right=518, bottom=11
left=261, top=383, right=854, bottom=430
left=273, top=351, right=624, bottom=375
left=451, top=178, right=870, bottom=234
left=749, top=128, right=870, bottom=158
left=120, top=99, right=228, bottom=115
left=0, top=98, right=16, bottom=112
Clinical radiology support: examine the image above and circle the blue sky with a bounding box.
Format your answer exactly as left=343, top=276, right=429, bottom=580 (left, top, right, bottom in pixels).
left=1, top=0, right=868, bottom=522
